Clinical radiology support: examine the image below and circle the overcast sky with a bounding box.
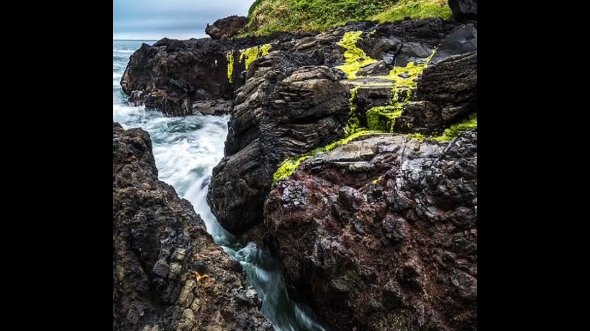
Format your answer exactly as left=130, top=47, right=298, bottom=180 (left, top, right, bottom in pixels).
left=114, top=0, right=254, bottom=40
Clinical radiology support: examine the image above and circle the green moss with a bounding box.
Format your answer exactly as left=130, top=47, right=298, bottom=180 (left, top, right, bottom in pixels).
left=407, top=133, right=428, bottom=140
left=260, top=43, right=272, bottom=56
left=243, top=0, right=451, bottom=37
left=322, top=129, right=382, bottom=152
left=372, top=0, right=452, bottom=23
left=272, top=156, right=307, bottom=184
left=226, top=44, right=272, bottom=84
left=366, top=106, right=403, bottom=132
left=432, top=113, right=477, bottom=142
left=406, top=113, right=477, bottom=142
left=355, top=49, right=435, bottom=88
left=239, top=44, right=272, bottom=70
left=227, top=52, right=235, bottom=84
left=345, top=86, right=361, bottom=137
left=336, top=31, right=377, bottom=80
left=272, top=130, right=382, bottom=184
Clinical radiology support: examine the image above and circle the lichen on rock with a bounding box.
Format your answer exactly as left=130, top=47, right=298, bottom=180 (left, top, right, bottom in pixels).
left=226, top=51, right=235, bottom=83
left=272, top=130, right=383, bottom=184
left=239, top=43, right=272, bottom=70
left=336, top=31, right=377, bottom=80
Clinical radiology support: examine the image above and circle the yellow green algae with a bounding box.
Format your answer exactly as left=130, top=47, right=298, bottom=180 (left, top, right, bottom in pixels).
left=272, top=130, right=383, bottom=184
left=227, top=52, right=235, bottom=84
left=345, top=86, right=361, bottom=137
left=366, top=106, right=403, bottom=132
left=365, top=88, right=412, bottom=133
left=226, top=44, right=272, bottom=84
left=407, top=113, right=478, bottom=142
left=371, top=0, right=452, bottom=23
left=352, top=47, right=437, bottom=88
left=342, top=38, right=437, bottom=137
left=433, top=113, right=477, bottom=141
left=336, top=31, right=377, bottom=80
left=239, top=44, right=272, bottom=70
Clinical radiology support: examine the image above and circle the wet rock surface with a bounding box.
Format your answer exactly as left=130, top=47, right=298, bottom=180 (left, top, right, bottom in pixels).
left=262, top=131, right=477, bottom=331
left=207, top=51, right=350, bottom=236
left=113, top=122, right=272, bottom=331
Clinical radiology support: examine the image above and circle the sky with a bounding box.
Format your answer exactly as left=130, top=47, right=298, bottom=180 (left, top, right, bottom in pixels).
left=114, top=0, right=254, bottom=40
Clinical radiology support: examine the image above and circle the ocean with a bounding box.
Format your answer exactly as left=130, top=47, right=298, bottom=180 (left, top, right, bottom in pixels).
left=113, top=40, right=325, bottom=331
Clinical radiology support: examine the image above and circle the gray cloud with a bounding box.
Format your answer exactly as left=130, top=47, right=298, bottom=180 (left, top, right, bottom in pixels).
left=114, top=0, right=254, bottom=40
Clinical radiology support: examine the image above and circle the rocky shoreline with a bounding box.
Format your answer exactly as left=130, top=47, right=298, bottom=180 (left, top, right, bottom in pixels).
left=115, top=1, right=477, bottom=330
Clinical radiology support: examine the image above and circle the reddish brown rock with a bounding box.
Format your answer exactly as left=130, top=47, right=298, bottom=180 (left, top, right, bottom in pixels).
left=262, top=131, right=477, bottom=331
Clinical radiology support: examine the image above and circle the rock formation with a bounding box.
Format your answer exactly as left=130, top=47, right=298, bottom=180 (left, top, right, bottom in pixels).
left=207, top=51, right=350, bottom=236
left=206, top=15, right=250, bottom=40
left=263, top=131, right=477, bottom=330
left=208, top=19, right=472, bottom=237
left=120, top=33, right=306, bottom=116
left=117, top=2, right=478, bottom=329
left=113, top=122, right=272, bottom=331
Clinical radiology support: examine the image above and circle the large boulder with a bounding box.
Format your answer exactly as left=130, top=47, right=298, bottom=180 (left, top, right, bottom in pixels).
left=207, top=51, right=351, bottom=236
left=120, top=38, right=233, bottom=116
left=205, top=15, right=249, bottom=40
left=113, top=122, right=272, bottom=331
left=263, top=131, right=477, bottom=331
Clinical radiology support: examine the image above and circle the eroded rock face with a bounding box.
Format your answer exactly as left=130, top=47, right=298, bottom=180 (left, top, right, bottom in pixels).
left=205, top=15, right=249, bottom=40
left=263, top=131, right=477, bottom=331
left=113, top=122, right=272, bottom=331
left=207, top=51, right=350, bottom=236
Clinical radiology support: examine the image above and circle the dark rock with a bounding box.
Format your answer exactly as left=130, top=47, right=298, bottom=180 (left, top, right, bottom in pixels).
left=207, top=52, right=350, bottom=235
left=358, top=18, right=462, bottom=52
left=393, top=100, right=442, bottom=134
left=429, top=24, right=477, bottom=66
left=449, top=0, right=477, bottom=22
left=120, top=39, right=234, bottom=116
left=113, top=122, right=272, bottom=331
left=262, top=131, right=477, bottom=331
left=395, top=42, right=434, bottom=67
left=120, top=33, right=307, bottom=116
left=417, top=52, right=477, bottom=124
left=369, top=36, right=403, bottom=60
left=191, top=99, right=232, bottom=116
left=357, top=60, right=390, bottom=76
left=205, top=15, right=249, bottom=40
